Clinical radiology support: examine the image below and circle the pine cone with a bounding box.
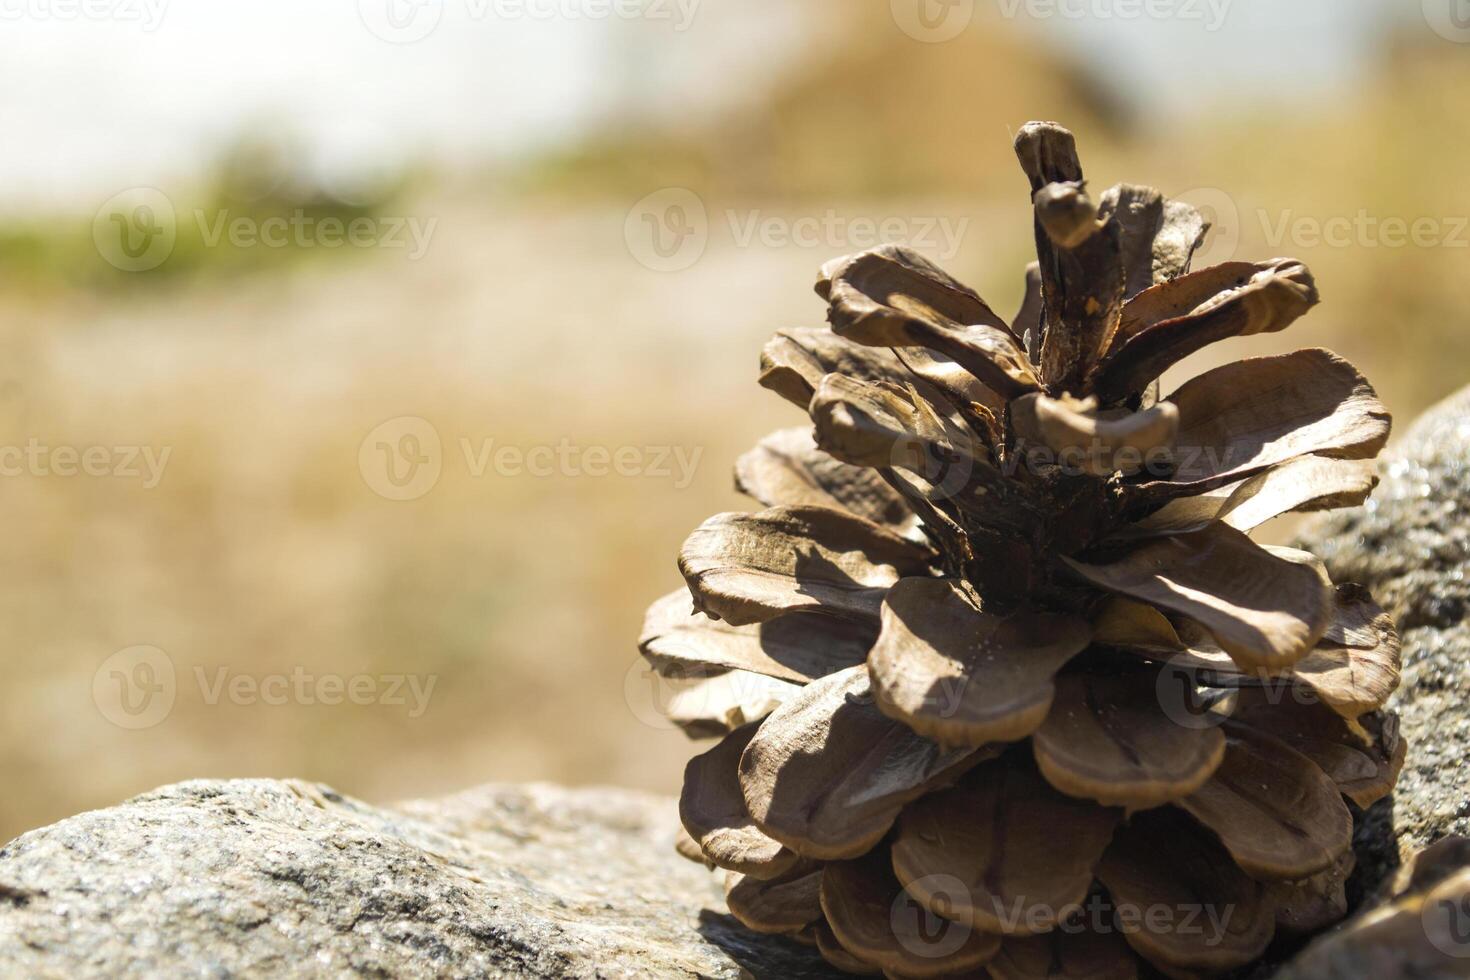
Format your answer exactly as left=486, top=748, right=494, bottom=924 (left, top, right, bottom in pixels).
left=641, top=122, right=1406, bottom=978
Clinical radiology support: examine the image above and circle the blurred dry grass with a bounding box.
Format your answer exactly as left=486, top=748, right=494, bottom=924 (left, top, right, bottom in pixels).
left=1, top=18, right=1467, bottom=841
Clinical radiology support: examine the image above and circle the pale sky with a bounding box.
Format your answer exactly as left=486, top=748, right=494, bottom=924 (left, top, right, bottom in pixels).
left=0, top=0, right=1425, bottom=212
left=1012, top=0, right=1398, bottom=107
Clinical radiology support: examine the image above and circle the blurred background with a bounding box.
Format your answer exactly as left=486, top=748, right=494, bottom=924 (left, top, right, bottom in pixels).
left=1, top=0, right=1466, bottom=841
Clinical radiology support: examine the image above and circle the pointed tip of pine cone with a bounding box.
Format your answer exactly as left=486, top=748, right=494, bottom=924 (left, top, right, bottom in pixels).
left=1015, top=119, right=1071, bottom=141
left=1014, top=121, right=1084, bottom=195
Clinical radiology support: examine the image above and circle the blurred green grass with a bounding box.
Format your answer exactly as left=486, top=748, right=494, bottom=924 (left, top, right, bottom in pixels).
left=0, top=138, right=408, bottom=295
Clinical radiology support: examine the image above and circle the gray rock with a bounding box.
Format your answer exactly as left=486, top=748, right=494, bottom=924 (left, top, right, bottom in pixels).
left=1296, top=383, right=1470, bottom=889
left=1276, top=384, right=1470, bottom=977
left=0, top=779, right=838, bottom=979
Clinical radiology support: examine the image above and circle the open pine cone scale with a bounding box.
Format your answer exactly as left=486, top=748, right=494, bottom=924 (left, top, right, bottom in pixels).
left=641, top=122, right=1405, bottom=978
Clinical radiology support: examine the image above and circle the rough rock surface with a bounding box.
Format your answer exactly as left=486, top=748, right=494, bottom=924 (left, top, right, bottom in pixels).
left=1280, top=383, right=1470, bottom=977
left=0, top=779, right=838, bottom=979
left=1296, top=383, right=1470, bottom=890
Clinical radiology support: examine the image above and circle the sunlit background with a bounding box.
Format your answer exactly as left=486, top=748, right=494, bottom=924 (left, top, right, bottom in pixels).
left=2, top=0, right=1467, bottom=841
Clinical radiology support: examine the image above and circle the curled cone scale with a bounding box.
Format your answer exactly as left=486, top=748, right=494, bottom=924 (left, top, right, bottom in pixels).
left=640, top=122, right=1403, bottom=977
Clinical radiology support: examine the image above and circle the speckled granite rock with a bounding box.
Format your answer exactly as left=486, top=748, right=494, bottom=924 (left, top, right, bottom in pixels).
left=1296, top=383, right=1470, bottom=890
left=1277, top=384, right=1470, bottom=978
left=0, top=779, right=838, bottom=979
